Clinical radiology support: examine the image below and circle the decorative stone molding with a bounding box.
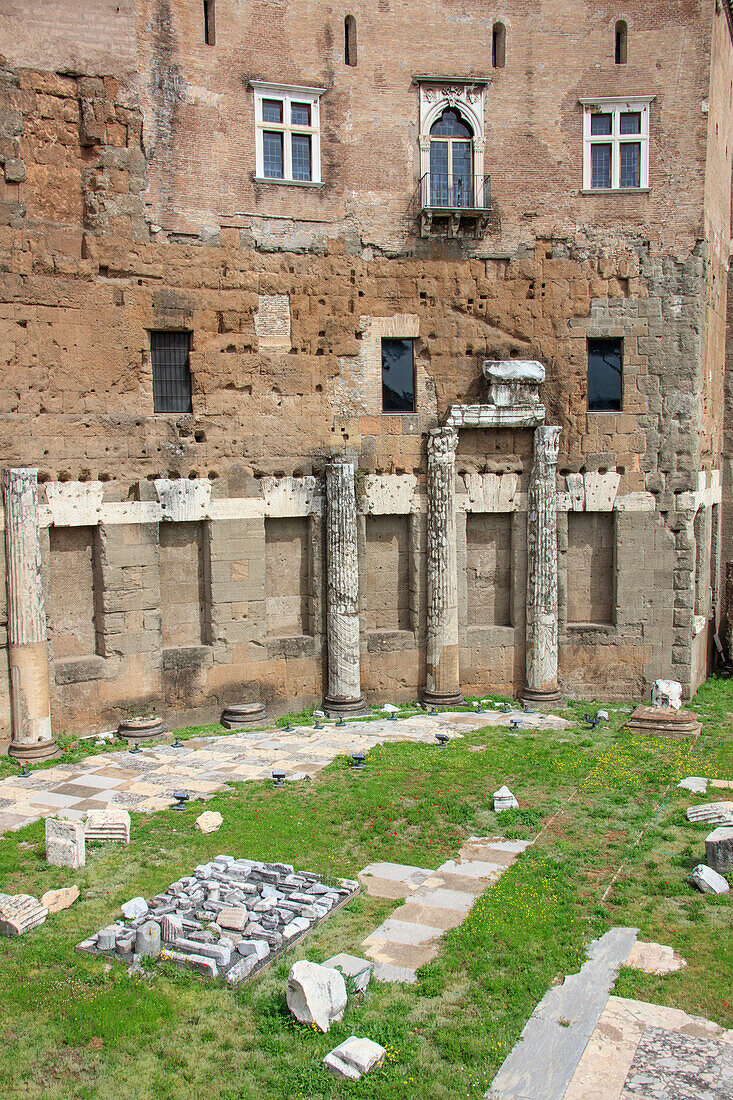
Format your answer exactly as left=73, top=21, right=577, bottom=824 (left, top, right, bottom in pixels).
left=483, top=359, right=545, bottom=408
left=423, top=428, right=463, bottom=706
left=44, top=482, right=104, bottom=527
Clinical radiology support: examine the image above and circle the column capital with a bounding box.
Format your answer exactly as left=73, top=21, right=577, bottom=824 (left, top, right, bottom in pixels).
left=427, top=426, right=458, bottom=462
left=533, top=425, right=561, bottom=474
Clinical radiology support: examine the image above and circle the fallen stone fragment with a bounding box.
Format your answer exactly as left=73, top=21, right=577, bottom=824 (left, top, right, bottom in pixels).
left=282, top=916, right=311, bottom=941
left=136, top=921, right=161, bottom=957
left=322, top=953, right=373, bottom=993
left=96, top=925, right=119, bottom=950
left=40, top=885, right=79, bottom=913
left=237, top=939, right=270, bottom=961
left=45, top=817, right=85, bottom=869
left=225, top=953, right=258, bottom=984
left=121, top=897, right=148, bottom=920
left=218, top=905, right=248, bottom=931
left=287, top=960, right=347, bottom=1032
left=195, top=811, right=223, bottom=834
left=705, top=826, right=733, bottom=874
left=651, top=679, right=682, bottom=709
left=493, top=785, right=519, bottom=811
left=324, top=1036, right=386, bottom=1081
left=159, top=949, right=218, bottom=978
left=690, top=864, right=730, bottom=895
left=625, top=940, right=687, bottom=974
left=0, top=893, right=48, bottom=936
left=678, top=776, right=709, bottom=794
left=161, top=914, right=183, bottom=943
left=85, top=807, right=130, bottom=844
left=173, top=937, right=231, bottom=967
left=686, top=801, right=733, bottom=826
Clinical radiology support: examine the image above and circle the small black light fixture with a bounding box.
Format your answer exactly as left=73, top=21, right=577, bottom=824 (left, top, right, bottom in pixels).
left=509, top=718, right=522, bottom=730
left=351, top=752, right=366, bottom=770
left=313, top=718, right=323, bottom=729
left=501, top=702, right=511, bottom=713
left=172, top=791, right=189, bottom=811
left=272, top=769, right=286, bottom=787
left=429, top=706, right=438, bottom=716
left=20, top=762, right=29, bottom=776
left=129, top=742, right=141, bottom=754
left=284, top=720, right=292, bottom=732
left=436, top=732, right=449, bottom=747
left=476, top=701, right=484, bottom=714
left=388, top=711, right=397, bottom=721
left=336, top=716, right=345, bottom=727
left=172, top=736, right=184, bottom=748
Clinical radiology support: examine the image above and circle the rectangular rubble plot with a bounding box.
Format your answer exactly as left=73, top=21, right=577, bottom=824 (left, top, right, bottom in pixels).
left=76, top=856, right=359, bottom=984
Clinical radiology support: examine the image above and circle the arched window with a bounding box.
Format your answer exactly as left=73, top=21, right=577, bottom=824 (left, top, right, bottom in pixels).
left=615, top=20, right=627, bottom=64
left=345, top=15, right=357, bottom=66
left=492, top=22, right=506, bottom=69
left=429, top=107, right=474, bottom=208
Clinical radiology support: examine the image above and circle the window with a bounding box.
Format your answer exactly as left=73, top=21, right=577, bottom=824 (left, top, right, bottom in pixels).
left=203, top=0, right=215, bottom=45
left=381, top=338, right=415, bottom=413
left=345, top=15, right=357, bottom=66
left=492, top=22, right=506, bottom=68
left=581, top=97, right=652, bottom=191
left=429, top=107, right=474, bottom=208
left=151, top=331, right=193, bottom=414
left=615, top=20, right=627, bottom=64
left=587, top=338, right=622, bottom=412
left=252, top=82, right=324, bottom=184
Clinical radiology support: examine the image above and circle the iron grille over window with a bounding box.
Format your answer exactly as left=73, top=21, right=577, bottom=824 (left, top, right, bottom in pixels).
left=151, top=331, right=192, bottom=413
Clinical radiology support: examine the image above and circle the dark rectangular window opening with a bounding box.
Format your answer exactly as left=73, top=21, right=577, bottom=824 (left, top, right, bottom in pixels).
left=382, top=338, right=415, bottom=413
left=151, top=331, right=193, bottom=414
left=587, top=337, right=622, bottom=412
left=203, top=0, right=215, bottom=45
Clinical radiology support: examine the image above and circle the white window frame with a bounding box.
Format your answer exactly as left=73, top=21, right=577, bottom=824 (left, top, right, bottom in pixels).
left=579, top=96, right=654, bottom=192
left=417, top=80, right=487, bottom=209
left=251, top=81, right=325, bottom=185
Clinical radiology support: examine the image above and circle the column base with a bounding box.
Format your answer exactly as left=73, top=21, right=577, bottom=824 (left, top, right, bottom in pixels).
left=117, top=717, right=166, bottom=743
left=322, top=695, right=370, bottom=718
left=521, top=685, right=565, bottom=711
left=421, top=689, right=465, bottom=709
left=8, top=738, right=60, bottom=762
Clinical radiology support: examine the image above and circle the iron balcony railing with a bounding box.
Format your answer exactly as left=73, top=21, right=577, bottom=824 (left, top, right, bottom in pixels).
left=418, top=172, right=491, bottom=213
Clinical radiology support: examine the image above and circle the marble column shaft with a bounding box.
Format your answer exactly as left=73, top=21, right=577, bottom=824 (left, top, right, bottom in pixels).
left=524, top=426, right=562, bottom=703
left=423, top=427, right=463, bottom=706
left=2, top=467, right=57, bottom=758
left=323, top=458, right=366, bottom=714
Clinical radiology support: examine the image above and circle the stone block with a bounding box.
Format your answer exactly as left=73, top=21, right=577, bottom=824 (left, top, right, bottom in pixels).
left=45, top=817, right=85, bottom=869
left=690, top=864, right=729, bottom=895
left=135, top=920, right=161, bottom=957
left=40, top=886, right=79, bottom=913
left=195, top=811, right=223, bottom=833
left=159, top=949, right=218, bottom=978
left=324, top=1036, right=386, bottom=1080
left=493, top=785, right=519, bottom=811
left=287, top=960, right=347, bottom=1032
left=121, top=896, right=148, bottom=920
left=322, top=953, right=373, bottom=993
left=85, top=807, right=130, bottom=844
left=686, top=802, right=733, bottom=826
left=704, top=827, right=733, bottom=874
left=218, top=905, right=249, bottom=931
left=651, top=679, right=682, bottom=709
left=0, top=893, right=48, bottom=936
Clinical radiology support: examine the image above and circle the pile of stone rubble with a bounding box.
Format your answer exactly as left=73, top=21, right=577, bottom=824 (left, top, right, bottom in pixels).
left=77, top=855, right=359, bottom=983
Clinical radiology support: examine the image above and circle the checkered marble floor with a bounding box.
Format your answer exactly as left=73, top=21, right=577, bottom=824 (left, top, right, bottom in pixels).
left=0, top=709, right=570, bottom=834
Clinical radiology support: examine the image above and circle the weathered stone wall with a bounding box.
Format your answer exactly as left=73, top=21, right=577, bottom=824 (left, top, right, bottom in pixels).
left=566, top=513, right=614, bottom=626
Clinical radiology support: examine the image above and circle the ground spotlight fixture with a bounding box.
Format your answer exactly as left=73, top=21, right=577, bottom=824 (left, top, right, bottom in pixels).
left=172, top=737, right=183, bottom=748
left=436, top=732, right=449, bottom=747
left=501, top=702, right=511, bottom=713
left=351, top=752, right=366, bottom=770
left=429, top=706, right=438, bottom=716
left=284, top=720, right=292, bottom=732
left=129, top=742, right=141, bottom=754
left=20, top=763, right=29, bottom=776
left=313, top=718, right=322, bottom=729
left=272, top=769, right=286, bottom=787
left=336, top=716, right=345, bottom=727
left=388, top=711, right=397, bottom=721
left=476, top=702, right=484, bottom=713
left=172, top=792, right=189, bottom=811
left=509, top=718, right=522, bottom=730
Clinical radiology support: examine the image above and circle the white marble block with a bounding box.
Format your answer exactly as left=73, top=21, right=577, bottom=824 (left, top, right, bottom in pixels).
left=45, top=817, right=85, bottom=868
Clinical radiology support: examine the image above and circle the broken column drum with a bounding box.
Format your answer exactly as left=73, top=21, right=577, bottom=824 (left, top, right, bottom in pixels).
left=423, top=427, right=464, bottom=706
left=2, top=468, right=58, bottom=760
left=523, top=426, right=563, bottom=706
left=323, top=458, right=368, bottom=716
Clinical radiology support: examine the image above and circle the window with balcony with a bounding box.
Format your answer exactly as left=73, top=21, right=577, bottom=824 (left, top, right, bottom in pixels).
left=429, top=108, right=474, bottom=208
left=251, top=82, right=325, bottom=184
left=580, top=96, right=652, bottom=191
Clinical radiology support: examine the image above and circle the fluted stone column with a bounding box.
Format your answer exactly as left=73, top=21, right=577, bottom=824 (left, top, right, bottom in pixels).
left=323, top=458, right=368, bottom=716
left=2, top=468, right=58, bottom=760
left=423, top=427, right=464, bottom=707
left=523, top=426, right=563, bottom=706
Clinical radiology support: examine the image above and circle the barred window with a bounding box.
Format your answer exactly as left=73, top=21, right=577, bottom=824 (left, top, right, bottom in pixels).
left=151, top=331, right=192, bottom=414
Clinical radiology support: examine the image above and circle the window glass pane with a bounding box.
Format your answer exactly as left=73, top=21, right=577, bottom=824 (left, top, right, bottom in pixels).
left=151, top=331, right=192, bottom=414
left=429, top=141, right=449, bottom=206
left=430, top=107, right=473, bottom=138
left=291, top=133, right=311, bottom=181
left=590, top=143, right=612, bottom=188
left=452, top=141, right=473, bottom=207
left=619, top=111, right=641, bottom=135
left=263, top=131, right=284, bottom=178
left=590, top=113, right=612, bottom=136
left=619, top=142, right=640, bottom=187
left=262, top=99, right=283, bottom=124
left=291, top=102, right=311, bottom=126
left=588, top=338, right=622, bottom=412
left=382, top=338, right=415, bottom=413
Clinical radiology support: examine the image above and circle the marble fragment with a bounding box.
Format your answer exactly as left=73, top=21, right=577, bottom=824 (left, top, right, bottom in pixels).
left=324, top=1036, right=386, bottom=1080
left=287, top=960, right=347, bottom=1032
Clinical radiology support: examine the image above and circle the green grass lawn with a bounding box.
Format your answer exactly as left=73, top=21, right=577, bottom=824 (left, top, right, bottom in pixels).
left=0, top=680, right=730, bottom=1098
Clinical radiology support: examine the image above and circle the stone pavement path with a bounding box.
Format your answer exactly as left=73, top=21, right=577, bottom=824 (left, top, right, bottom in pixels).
left=358, top=835, right=532, bottom=982
left=0, top=708, right=570, bottom=835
